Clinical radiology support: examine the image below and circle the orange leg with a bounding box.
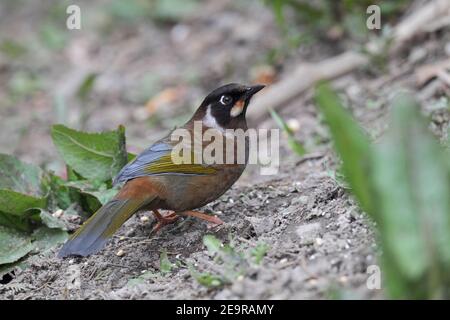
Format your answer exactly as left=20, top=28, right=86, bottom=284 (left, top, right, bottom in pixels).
left=151, top=209, right=179, bottom=233
left=178, top=210, right=224, bottom=225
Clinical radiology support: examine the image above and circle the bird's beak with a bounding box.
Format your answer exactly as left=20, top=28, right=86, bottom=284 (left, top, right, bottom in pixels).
left=245, top=84, right=265, bottom=99
left=231, top=84, right=265, bottom=117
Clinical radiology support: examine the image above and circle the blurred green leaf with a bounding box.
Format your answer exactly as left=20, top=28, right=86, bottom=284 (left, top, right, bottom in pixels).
left=316, top=86, right=450, bottom=299
left=64, top=180, right=119, bottom=205
left=250, top=243, right=269, bottom=265
left=203, top=234, right=222, bottom=255
left=76, top=73, right=97, bottom=101
left=51, top=124, right=128, bottom=182
left=109, top=0, right=150, bottom=21
left=8, top=71, right=42, bottom=99
left=159, top=249, right=173, bottom=274
left=40, top=23, right=67, bottom=50
left=151, top=0, right=199, bottom=22
left=0, top=39, right=27, bottom=58
left=0, top=225, right=33, bottom=265
left=372, top=94, right=450, bottom=298
left=0, top=154, right=48, bottom=216
left=188, top=264, right=223, bottom=288
left=315, top=83, right=373, bottom=214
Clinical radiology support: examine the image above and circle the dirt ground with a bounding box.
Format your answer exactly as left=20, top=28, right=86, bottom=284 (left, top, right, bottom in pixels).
left=0, top=0, right=449, bottom=299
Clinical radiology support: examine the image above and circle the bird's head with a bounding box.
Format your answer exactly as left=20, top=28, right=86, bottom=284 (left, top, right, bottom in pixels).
left=191, top=83, right=265, bottom=130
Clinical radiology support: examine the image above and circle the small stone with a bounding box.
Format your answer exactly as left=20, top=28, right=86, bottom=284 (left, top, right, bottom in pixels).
left=315, top=238, right=324, bottom=246
left=280, top=258, right=288, bottom=264
left=119, top=236, right=125, bottom=241
left=53, top=209, right=63, bottom=218
left=116, top=249, right=125, bottom=257
left=140, top=216, right=149, bottom=223
left=286, top=118, right=300, bottom=132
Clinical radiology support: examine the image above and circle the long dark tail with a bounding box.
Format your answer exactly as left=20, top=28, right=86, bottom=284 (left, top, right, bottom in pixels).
left=58, top=196, right=155, bottom=258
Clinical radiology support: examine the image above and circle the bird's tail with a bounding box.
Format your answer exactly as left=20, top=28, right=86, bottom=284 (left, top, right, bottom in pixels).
left=58, top=195, right=156, bottom=258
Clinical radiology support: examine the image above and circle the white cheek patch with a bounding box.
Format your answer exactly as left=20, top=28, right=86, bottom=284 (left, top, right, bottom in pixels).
left=203, top=105, right=225, bottom=132
left=230, top=100, right=244, bottom=117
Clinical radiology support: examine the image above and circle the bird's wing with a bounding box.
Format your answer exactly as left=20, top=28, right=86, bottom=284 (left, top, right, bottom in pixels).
left=113, top=140, right=217, bottom=185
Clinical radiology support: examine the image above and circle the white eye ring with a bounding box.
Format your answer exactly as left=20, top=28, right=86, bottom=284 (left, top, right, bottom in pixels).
left=220, top=95, right=232, bottom=105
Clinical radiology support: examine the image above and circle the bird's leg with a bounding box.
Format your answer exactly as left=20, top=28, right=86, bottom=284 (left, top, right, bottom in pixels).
left=151, top=209, right=179, bottom=233
left=178, top=210, right=224, bottom=225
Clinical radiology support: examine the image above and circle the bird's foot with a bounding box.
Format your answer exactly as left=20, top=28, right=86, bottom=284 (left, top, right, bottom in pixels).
left=179, top=210, right=224, bottom=226
left=151, top=209, right=179, bottom=233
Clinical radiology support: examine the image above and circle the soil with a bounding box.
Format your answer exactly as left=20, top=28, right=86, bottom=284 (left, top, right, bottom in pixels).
left=0, top=0, right=449, bottom=299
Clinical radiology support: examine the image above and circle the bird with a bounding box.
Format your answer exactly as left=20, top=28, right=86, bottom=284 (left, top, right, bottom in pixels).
left=58, top=83, right=265, bottom=257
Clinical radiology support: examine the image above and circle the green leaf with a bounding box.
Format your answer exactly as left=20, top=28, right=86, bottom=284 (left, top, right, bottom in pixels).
left=64, top=180, right=119, bottom=205
left=188, top=264, right=224, bottom=288
left=203, top=235, right=222, bottom=255
left=38, top=210, right=68, bottom=230
left=151, top=0, right=199, bottom=22
left=0, top=39, right=27, bottom=58
left=76, top=73, right=97, bottom=101
left=51, top=124, right=128, bottom=182
left=0, top=154, right=47, bottom=215
left=31, top=226, right=68, bottom=252
left=250, top=243, right=269, bottom=265
left=0, top=225, right=34, bottom=265
left=159, top=249, right=173, bottom=274
left=40, top=23, right=67, bottom=50
left=314, top=83, right=373, bottom=215
left=0, top=212, right=30, bottom=232
left=372, top=94, right=450, bottom=298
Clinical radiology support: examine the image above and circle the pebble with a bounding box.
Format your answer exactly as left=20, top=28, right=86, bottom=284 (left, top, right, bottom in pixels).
left=315, top=238, right=324, bottom=246
left=286, top=118, right=300, bottom=132
left=140, top=216, right=149, bottom=223
left=116, top=249, right=125, bottom=257
left=52, top=209, right=63, bottom=218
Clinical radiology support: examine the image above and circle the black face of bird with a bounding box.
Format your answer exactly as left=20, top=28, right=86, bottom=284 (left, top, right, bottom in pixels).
left=197, top=83, right=265, bottom=129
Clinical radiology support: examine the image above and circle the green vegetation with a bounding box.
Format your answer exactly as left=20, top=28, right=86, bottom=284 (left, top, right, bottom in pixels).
left=0, top=125, right=129, bottom=275
left=189, top=235, right=269, bottom=288
left=315, top=83, right=450, bottom=299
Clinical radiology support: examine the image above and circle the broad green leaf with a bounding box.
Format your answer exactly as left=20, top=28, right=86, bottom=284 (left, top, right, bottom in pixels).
left=0, top=190, right=47, bottom=216
left=0, top=225, right=33, bottom=265
left=372, top=94, right=450, bottom=297
left=38, top=210, right=68, bottom=230
left=0, top=211, right=30, bottom=232
left=315, top=83, right=373, bottom=215
left=64, top=180, right=119, bottom=205
left=0, top=154, right=47, bottom=215
left=31, top=226, right=68, bottom=252
left=51, top=124, right=128, bottom=182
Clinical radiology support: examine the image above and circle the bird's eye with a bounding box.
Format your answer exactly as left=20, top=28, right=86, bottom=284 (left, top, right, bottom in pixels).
left=219, top=95, right=232, bottom=106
